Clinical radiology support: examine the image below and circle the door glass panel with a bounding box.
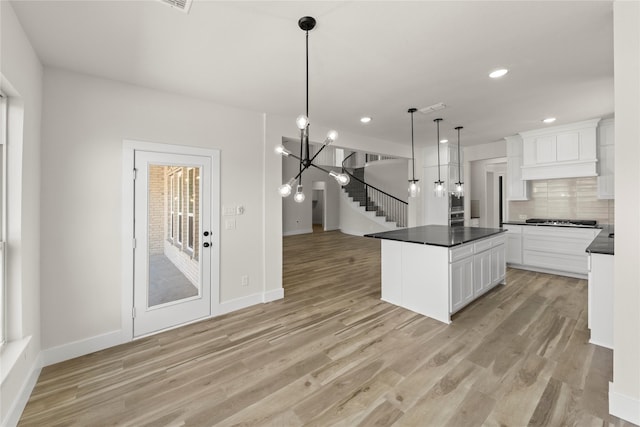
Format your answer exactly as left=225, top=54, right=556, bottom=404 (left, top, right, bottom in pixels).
left=147, top=164, right=201, bottom=308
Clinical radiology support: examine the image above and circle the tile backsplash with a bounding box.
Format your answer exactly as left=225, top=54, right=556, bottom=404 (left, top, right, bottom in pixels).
left=508, top=177, right=614, bottom=224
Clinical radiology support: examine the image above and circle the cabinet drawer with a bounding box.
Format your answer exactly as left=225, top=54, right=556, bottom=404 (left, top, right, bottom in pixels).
left=474, top=238, right=492, bottom=253
left=450, top=244, right=474, bottom=262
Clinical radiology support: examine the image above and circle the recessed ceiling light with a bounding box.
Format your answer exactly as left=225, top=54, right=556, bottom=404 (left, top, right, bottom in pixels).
left=360, top=117, right=372, bottom=124
left=543, top=117, right=556, bottom=124
left=489, top=68, right=509, bottom=79
left=440, top=139, right=448, bottom=144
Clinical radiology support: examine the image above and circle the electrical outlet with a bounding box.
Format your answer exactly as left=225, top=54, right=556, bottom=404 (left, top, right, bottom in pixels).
left=519, top=214, right=527, bottom=220
left=241, top=275, right=249, bottom=286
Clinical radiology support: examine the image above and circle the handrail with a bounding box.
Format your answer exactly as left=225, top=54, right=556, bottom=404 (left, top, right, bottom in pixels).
left=342, top=153, right=408, bottom=205
left=341, top=152, right=408, bottom=228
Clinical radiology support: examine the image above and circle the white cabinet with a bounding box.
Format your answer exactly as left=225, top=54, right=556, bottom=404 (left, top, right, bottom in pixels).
left=473, top=248, right=492, bottom=295
left=492, top=244, right=506, bottom=283
left=504, top=224, right=523, bottom=264
left=505, top=135, right=529, bottom=201
left=588, top=252, right=613, bottom=349
left=521, top=226, right=600, bottom=276
left=450, top=233, right=506, bottom=314
left=597, top=118, right=615, bottom=199
left=520, top=119, right=600, bottom=180
left=450, top=256, right=474, bottom=313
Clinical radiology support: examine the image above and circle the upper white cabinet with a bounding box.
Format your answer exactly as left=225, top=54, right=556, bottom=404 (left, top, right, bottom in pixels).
left=505, top=135, right=529, bottom=200
left=597, top=118, right=615, bottom=199
left=519, top=119, right=600, bottom=180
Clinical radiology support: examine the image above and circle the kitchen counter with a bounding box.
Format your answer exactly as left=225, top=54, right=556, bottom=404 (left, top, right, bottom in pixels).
left=367, top=225, right=506, bottom=324
left=365, top=225, right=505, bottom=247
left=586, top=225, right=614, bottom=255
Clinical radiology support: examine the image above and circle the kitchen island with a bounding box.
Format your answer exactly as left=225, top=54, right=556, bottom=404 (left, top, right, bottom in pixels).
left=366, top=225, right=506, bottom=324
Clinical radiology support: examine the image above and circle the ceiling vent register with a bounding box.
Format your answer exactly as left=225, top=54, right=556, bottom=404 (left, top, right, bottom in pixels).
left=158, top=0, right=192, bottom=13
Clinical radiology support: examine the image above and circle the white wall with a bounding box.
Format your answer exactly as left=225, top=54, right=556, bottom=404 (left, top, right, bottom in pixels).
left=0, top=2, right=43, bottom=425
left=40, top=68, right=269, bottom=349
left=611, top=2, right=640, bottom=424
left=363, top=159, right=410, bottom=202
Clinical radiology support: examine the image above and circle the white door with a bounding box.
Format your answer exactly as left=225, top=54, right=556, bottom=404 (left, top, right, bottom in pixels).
left=133, top=150, right=213, bottom=337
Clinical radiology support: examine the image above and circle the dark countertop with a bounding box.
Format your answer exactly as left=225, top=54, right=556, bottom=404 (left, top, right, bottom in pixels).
left=365, top=225, right=505, bottom=248
left=586, top=225, right=614, bottom=255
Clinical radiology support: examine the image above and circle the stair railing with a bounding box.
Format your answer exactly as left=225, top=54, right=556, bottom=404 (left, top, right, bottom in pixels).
left=342, top=152, right=408, bottom=228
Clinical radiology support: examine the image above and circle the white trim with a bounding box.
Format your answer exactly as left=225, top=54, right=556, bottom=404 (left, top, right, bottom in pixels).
left=505, top=263, right=587, bottom=280
left=588, top=338, right=613, bottom=350
left=0, top=336, right=31, bottom=385
left=41, top=330, right=122, bottom=367
left=214, top=293, right=263, bottom=316
left=121, top=139, right=221, bottom=343
left=2, top=352, right=42, bottom=427
left=263, top=287, right=284, bottom=303
left=283, top=229, right=313, bottom=236
left=609, top=382, right=640, bottom=425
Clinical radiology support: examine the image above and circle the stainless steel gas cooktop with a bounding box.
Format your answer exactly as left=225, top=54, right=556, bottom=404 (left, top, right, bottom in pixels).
left=525, top=218, right=597, bottom=227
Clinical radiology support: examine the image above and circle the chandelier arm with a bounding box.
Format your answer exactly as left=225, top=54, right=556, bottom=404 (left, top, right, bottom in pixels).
left=308, top=141, right=330, bottom=164
left=308, top=163, right=331, bottom=175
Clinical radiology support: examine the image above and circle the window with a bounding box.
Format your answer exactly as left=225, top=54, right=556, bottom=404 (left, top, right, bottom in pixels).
left=0, top=92, right=7, bottom=347
left=169, top=173, right=175, bottom=241
left=176, top=170, right=183, bottom=246
left=187, top=168, right=195, bottom=251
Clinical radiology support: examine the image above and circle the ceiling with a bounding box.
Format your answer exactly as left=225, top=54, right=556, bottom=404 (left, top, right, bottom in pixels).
left=10, top=0, right=614, bottom=148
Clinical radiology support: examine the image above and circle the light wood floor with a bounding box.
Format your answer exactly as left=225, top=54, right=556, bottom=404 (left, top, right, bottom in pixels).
left=19, top=230, right=635, bottom=426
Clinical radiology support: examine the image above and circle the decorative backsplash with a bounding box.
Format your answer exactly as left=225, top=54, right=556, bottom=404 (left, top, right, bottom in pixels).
left=508, top=177, right=614, bottom=224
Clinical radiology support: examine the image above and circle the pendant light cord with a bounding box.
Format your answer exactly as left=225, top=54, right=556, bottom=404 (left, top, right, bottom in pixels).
left=410, top=111, right=416, bottom=181
left=457, top=127, right=462, bottom=181
left=436, top=119, right=442, bottom=182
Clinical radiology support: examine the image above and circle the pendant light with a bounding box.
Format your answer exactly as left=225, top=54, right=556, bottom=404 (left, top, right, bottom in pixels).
left=454, top=126, right=464, bottom=198
left=407, top=108, right=420, bottom=198
left=275, top=16, right=349, bottom=203
left=433, top=118, right=445, bottom=197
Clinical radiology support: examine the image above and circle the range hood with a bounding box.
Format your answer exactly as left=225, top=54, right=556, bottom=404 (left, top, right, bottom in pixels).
left=519, top=119, right=600, bottom=180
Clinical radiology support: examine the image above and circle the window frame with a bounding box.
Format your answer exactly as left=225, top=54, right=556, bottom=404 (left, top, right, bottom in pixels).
left=0, top=91, right=7, bottom=347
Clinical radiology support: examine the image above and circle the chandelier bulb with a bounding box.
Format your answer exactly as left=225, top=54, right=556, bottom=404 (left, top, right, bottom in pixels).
left=296, top=115, right=309, bottom=130
left=325, top=130, right=339, bottom=144
left=330, top=170, right=350, bottom=186
left=293, top=185, right=305, bottom=203
left=275, top=144, right=290, bottom=157
left=278, top=177, right=296, bottom=197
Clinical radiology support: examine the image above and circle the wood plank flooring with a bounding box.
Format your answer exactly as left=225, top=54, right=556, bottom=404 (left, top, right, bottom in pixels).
left=19, top=230, right=635, bottom=426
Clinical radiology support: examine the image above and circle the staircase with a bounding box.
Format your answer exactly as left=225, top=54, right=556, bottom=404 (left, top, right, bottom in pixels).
left=342, top=167, right=407, bottom=228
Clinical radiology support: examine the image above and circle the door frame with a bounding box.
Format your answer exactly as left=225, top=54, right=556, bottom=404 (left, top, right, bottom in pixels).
left=122, top=139, right=220, bottom=342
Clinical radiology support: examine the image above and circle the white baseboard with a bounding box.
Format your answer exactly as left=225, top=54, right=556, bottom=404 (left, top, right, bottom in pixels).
left=2, top=353, right=42, bottom=427
left=216, top=293, right=264, bottom=315
left=263, top=287, right=284, bottom=303
left=506, top=263, right=587, bottom=280
left=339, top=228, right=365, bottom=237
left=609, top=382, right=640, bottom=425
left=41, top=330, right=123, bottom=367
left=283, top=228, right=313, bottom=236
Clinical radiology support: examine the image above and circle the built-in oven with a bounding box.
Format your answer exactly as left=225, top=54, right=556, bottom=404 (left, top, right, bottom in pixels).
left=449, top=194, right=464, bottom=227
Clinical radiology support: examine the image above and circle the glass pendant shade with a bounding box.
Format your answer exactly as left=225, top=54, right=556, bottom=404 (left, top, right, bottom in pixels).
left=408, top=181, right=420, bottom=198
left=454, top=182, right=464, bottom=198
left=293, top=185, right=305, bottom=203
left=434, top=180, right=445, bottom=197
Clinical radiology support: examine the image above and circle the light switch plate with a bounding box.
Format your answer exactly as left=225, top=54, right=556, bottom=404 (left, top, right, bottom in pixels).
left=225, top=219, right=236, bottom=230
left=223, top=206, right=236, bottom=216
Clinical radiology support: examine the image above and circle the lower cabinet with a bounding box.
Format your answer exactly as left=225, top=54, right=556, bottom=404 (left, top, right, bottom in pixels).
left=504, top=225, right=523, bottom=264
left=451, top=256, right=474, bottom=313
left=450, top=235, right=506, bottom=314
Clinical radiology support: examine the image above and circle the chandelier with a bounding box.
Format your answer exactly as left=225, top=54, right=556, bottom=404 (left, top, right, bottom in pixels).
left=276, top=16, right=350, bottom=203
left=407, top=108, right=419, bottom=198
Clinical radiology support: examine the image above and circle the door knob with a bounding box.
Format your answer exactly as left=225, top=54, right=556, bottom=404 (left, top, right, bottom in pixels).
left=203, top=242, right=210, bottom=248
left=204, top=231, right=210, bottom=237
